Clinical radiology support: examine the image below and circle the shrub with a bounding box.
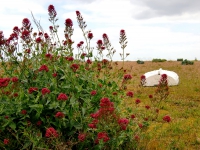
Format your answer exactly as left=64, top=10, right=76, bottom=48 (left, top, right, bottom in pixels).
left=152, top=58, right=167, bottom=62
left=181, top=59, right=194, bottom=65
left=177, top=58, right=183, bottom=61
left=137, top=60, right=144, bottom=64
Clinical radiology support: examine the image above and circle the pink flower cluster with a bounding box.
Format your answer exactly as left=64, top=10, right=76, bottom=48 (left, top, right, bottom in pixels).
left=70, top=63, right=79, bottom=72
left=57, top=93, right=68, bottom=101
left=78, top=133, right=86, bottom=142
left=45, top=127, right=59, bottom=138
left=41, top=88, right=50, bottom=95
left=124, top=74, right=132, bottom=80
left=0, top=78, right=10, bottom=87
left=126, top=91, right=134, bottom=97
left=118, top=118, right=129, bottom=130
left=95, top=132, right=110, bottom=144
left=163, top=115, right=171, bottom=122
left=39, top=64, right=49, bottom=72
left=28, top=87, right=38, bottom=94
left=88, top=97, right=115, bottom=129
left=55, top=112, right=65, bottom=118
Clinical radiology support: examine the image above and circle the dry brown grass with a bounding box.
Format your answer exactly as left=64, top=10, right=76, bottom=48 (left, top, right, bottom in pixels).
left=116, top=60, right=200, bottom=150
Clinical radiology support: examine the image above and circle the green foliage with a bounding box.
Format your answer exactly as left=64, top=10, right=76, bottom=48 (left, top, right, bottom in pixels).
left=152, top=58, right=167, bottom=62
left=177, top=58, right=183, bottom=61
left=181, top=59, right=194, bottom=65
left=137, top=60, right=144, bottom=64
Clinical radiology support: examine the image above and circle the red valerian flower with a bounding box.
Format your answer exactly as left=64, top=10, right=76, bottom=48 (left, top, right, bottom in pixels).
left=22, top=18, right=31, bottom=29
left=65, top=18, right=73, bottom=27
left=134, top=135, right=140, bottom=141
left=0, top=78, right=10, bottom=87
left=76, top=10, right=81, bottom=16
left=96, top=132, right=110, bottom=143
left=52, top=72, right=57, bottom=77
left=13, top=93, right=18, bottom=97
left=41, top=88, right=50, bottom=95
left=90, top=90, right=97, bottom=96
left=36, top=120, right=42, bottom=126
left=149, top=94, right=153, bottom=98
left=161, top=74, right=167, bottom=79
left=135, top=99, right=141, bottom=104
left=100, top=97, right=113, bottom=107
left=55, top=112, right=65, bottom=118
left=102, top=59, right=109, bottom=65
left=87, top=59, right=92, bottom=64
left=124, top=74, right=132, bottom=80
left=12, top=77, right=18, bottom=82
left=38, top=32, right=43, bottom=36
left=21, top=30, right=30, bottom=40
left=45, top=53, right=52, bottom=59
left=13, top=26, right=20, bottom=34
left=48, top=5, right=57, bottom=18
left=88, top=32, right=93, bottom=39
left=70, top=64, right=79, bottom=72
left=163, top=115, right=171, bottom=122
left=4, top=116, right=9, bottom=119
left=39, top=65, right=49, bottom=72
left=88, top=123, right=96, bottom=129
left=138, top=123, right=143, bottom=128
left=90, top=111, right=100, bottom=119
left=45, top=127, right=59, bottom=138
left=118, top=118, right=129, bottom=130
left=81, top=53, right=87, bottom=58
left=78, top=133, right=86, bottom=142
left=101, top=46, right=105, bottom=50
left=57, top=93, right=68, bottom=101
left=28, top=87, right=38, bottom=94
left=77, top=43, right=81, bottom=48
left=141, top=75, right=146, bottom=80
left=66, top=56, right=74, bottom=61
left=4, top=139, right=9, bottom=145
left=120, top=29, right=125, bottom=35
left=25, top=49, right=31, bottom=54
left=126, top=91, right=134, bottom=97
left=97, top=39, right=103, bottom=46
left=102, top=33, right=108, bottom=39
left=131, top=114, right=135, bottom=119
left=112, top=92, right=117, bottom=95
left=21, top=110, right=27, bottom=115
left=145, top=105, right=150, bottom=109
left=49, top=26, right=53, bottom=31
left=44, top=33, right=49, bottom=39
left=36, top=37, right=42, bottom=43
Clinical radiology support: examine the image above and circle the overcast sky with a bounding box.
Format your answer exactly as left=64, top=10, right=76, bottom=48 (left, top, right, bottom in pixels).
left=1, top=0, right=200, bottom=60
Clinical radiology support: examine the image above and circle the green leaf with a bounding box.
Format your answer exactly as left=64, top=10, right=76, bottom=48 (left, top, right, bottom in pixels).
left=70, top=95, right=76, bottom=107
left=82, top=107, right=86, bottom=116
left=29, top=104, right=43, bottom=109
left=74, top=122, right=82, bottom=129
left=49, top=101, right=59, bottom=109
left=9, top=122, right=16, bottom=130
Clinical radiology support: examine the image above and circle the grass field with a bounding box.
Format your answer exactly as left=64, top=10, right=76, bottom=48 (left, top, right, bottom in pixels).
left=118, top=60, right=200, bottom=150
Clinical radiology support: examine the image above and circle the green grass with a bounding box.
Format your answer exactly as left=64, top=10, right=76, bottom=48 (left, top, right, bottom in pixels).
left=119, top=61, right=200, bottom=150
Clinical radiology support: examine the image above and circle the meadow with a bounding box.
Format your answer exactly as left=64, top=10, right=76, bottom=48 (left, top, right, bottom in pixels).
left=118, top=60, right=200, bottom=149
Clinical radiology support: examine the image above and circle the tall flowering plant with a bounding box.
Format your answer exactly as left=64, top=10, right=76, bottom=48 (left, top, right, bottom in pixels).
left=0, top=4, right=135, bottom=149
